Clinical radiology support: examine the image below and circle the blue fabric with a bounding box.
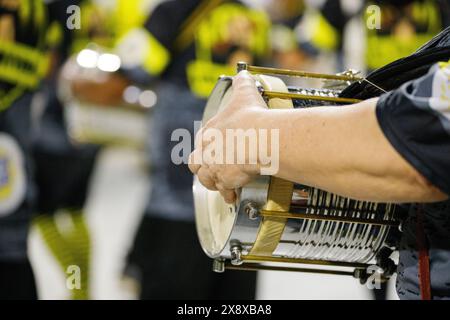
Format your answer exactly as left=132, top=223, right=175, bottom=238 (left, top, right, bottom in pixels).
left=396, top=202, right=450, bottom=300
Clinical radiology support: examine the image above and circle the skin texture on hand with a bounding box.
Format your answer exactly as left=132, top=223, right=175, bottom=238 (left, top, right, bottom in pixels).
left=188, top=71, right=266, bottom=203
left=189, top=71, right=448, bottom=204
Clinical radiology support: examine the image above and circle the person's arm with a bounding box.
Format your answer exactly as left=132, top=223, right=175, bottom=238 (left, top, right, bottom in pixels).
left=189, top=69, right=449, bottom=204
left=252, top=98, right=446, bottom=203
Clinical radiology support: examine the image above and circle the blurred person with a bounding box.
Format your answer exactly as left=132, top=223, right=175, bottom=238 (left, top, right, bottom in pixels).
left=62, top=0, right=157, bottom=107
left=31, top=0, right=96, bottom=300
left=306, top=0, right=449, bottom=72
left=32, top=0, right=155, bottom=299
left=0, top=0, right=51, bottom=299
left=61, top=0, right=269, bottom=299
left=71, top=0, right=157, bottom=52
left=115, top=0, right=270, bottom=299
left=265, top=0, right=313, bottom=70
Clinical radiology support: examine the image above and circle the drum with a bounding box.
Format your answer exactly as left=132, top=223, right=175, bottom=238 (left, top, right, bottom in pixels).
left=194, top=63, right=401, bottom=284
left=58, top=48, right=151, bottom=148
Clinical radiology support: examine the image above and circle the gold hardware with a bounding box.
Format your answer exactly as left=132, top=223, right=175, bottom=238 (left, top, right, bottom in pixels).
left=262, top=90, right=361, bottom=104
left=225, top=262, right=357, bottom=276
left=244, top=64, right=363, bottom=82
left=242, top=254, right=369, bottom=269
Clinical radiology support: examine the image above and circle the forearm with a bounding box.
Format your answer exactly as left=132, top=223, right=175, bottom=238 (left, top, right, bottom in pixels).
left=253, top=98, right=448, bottom=203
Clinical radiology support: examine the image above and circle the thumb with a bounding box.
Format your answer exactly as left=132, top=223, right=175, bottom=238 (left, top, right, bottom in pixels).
left=230, top=70, right=267, bottom=109
left=233, top=70, right=257, bottom=89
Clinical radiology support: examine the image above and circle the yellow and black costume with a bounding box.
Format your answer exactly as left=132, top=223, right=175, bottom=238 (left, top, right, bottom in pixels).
left=0, top=0, right=49, bottom=299
left=310, top=0, right=449, bottom=71
left=122, top=0, right=270, bottom=299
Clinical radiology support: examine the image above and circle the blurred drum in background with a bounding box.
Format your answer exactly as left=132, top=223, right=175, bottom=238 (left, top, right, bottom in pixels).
left=58, top=46, right=153, bottom=148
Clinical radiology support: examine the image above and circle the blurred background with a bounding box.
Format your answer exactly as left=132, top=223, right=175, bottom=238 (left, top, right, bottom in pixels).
left=1, top=0, right=449, bottom=300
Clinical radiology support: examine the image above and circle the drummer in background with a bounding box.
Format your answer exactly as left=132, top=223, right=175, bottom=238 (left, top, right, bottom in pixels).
left=305, top=0, right=449, bottom=72
left=35, top=0, right=156, bottom=299
left=119, top=0, right=270, bottom=300
left=263, top=0, right=313, bottom=71
left=67, top=0, right=271, bottom=299
left=32, top=0, right=100, bottom=300
left=0, top=0, right=50, bottom=299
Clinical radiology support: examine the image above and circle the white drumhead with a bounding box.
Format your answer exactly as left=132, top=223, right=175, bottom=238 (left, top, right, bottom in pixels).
left=194, top=176, right=237, bottom=257
left=194, top=74, right=289, bottom=257
left=194, top=77, right=237, bottom=257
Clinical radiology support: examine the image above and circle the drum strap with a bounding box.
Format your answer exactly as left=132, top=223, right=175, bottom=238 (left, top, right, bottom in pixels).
left=248, top=75, right=294, bottom=256
left=249, top=178, right=293, bottom=255
left=416, top=204, right=432, bottom=300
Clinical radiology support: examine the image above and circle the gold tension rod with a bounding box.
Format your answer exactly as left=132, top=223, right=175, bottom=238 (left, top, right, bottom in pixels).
left=242, top=255, right=370, bottom=269
left=237, top=62, right=363, bottom=104
left=225, top=263, right=357, bottom=277
left=262, top=91, right=361, bottom=104
left=238, top=63, right=363, bottom=82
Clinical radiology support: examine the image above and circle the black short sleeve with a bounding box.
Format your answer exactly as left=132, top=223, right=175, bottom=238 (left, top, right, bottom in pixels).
left=376, top=61, right=450, bottom=195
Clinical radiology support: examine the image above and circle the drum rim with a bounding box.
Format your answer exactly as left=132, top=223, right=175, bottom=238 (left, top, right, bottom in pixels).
left=194, top=77, right=236, bottom=258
